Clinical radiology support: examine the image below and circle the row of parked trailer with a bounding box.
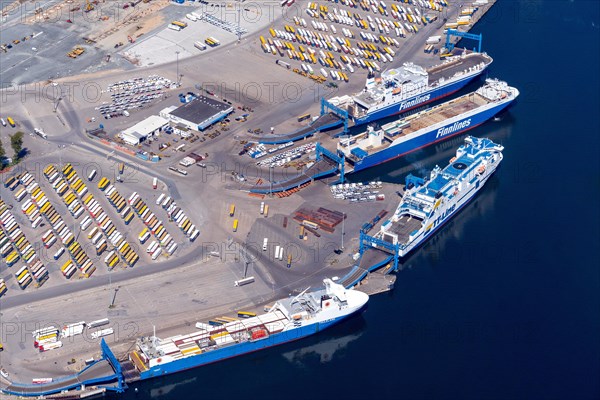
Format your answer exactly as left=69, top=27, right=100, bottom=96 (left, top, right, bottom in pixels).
left=265, top=23, right=404, bottom=78
left=267, top=26, right=396, bottom=70
left=0, top=278, right=7, bottom=298
left=92, top=177, right=139, bottom=269
left=96, top=178, right=140, bottom=268
left=1, top=199, right=48, bottom=292
left=316, top=0, right=447, bottom=16
left=157, top=193, right=200, bottom=242
left=2, top=176, right=52, bottom=290
left=128, top=192, right=177, bottom=259
left=43, top=164, right=96, bottom=278
left=305, top=0, right=442, bottom=35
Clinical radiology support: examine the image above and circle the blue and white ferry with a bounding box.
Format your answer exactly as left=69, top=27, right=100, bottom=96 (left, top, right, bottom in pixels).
left=130, top=279, right=368, bottom=379
left=374, top=136, right=504, bottom=257
left=337, top=79, right=518, bottom=173
left=328, top=51, right=493, bottom=125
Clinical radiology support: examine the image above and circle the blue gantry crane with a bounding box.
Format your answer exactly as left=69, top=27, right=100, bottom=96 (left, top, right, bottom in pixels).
left=445, top=29, right=483, bottom=53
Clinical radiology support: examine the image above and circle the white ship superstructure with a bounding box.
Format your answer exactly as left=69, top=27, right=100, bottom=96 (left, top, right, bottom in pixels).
left=375, top=136, right=504, bottom=256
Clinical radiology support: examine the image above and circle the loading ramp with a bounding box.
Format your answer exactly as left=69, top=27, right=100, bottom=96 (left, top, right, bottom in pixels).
left=338, top=248, right=393, bottom=288
left=249, top=143, right=345, bottom=194
left=339, top=232, right=401, bottom=289
left=0, top=339, right=126, bottom=397
left=259, top=98, right=349, bottom=145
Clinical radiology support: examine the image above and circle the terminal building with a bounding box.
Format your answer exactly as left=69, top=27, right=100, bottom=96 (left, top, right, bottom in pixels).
left=119, top=115, right=169, bottom=146
left=160, top=95, right=233, bottom=132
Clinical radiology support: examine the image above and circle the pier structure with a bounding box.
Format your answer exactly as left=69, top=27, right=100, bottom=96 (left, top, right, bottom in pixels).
left=0, top=339, right=125, bottom=397
left=339, top=231, right=401, bottom=289
left=249, top=142, right=344, bottom=194
left=444, top=29, right=483, bottom=53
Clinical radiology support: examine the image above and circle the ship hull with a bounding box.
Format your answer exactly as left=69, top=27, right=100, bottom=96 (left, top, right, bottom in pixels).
left=349, top=98, right=513, bottom=173
left=139, top=305, right=365, bottom=380
left=353, top=73, right=479, bottom=125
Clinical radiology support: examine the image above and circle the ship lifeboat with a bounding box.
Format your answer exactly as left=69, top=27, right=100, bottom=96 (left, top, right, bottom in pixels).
left=450, top=156, right=457, bottom=163
left=374, top=77, right=382, bottom=83
left=392, top=88, right=401, bottom=95
left=477, top=165, right=486, bottom=174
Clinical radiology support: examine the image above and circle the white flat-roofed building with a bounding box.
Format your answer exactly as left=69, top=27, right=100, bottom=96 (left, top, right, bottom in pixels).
left=120, top=115, right=169, bottom=146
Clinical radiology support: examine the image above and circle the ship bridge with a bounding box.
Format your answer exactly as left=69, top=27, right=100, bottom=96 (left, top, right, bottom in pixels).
left=0, top=339, right=126, bottom=397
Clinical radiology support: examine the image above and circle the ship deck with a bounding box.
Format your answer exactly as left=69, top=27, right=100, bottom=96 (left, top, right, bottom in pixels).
left=343, top=92, right=488, bottom=160
left=388, top=215, right=423, bottom=244
left=427, top=53, right=492, bottom=85
left=390, top=92, right=488, bottom=138
left=353, top=90, right=381, bottom=109
left=135, top=309, right=292, bottom=371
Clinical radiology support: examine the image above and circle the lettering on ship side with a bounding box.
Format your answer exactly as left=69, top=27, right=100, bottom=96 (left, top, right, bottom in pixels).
left=433, top=204, right=457, bottom=228
left=436, top=118, right=472, bottom=139
left=399, top=94, right=431, bottom=112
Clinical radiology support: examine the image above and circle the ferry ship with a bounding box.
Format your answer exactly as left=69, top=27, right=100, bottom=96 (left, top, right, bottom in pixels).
left=337, top=79, right=518, bottom=173
left=128, top=279, right=368, bottom=379
left=328, top=51, right=493, bottom=125
left=373, top=136, right=504, bottom=257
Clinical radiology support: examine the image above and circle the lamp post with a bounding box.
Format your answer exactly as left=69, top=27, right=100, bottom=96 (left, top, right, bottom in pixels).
left=175, top=50, right=180, bottom=86
left=237, top=1, right=242, bottom=43
left=341, top=212, right=345, bottom=250
left=269, top=166, right=274, bottom=197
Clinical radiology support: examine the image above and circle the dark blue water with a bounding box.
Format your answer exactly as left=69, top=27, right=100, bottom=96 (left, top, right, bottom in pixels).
left=115, top=2, right=600, bottom=399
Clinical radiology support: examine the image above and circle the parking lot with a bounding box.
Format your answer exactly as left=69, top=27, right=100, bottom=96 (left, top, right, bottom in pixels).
left=98, top=75, right=176, bottom=119
left=259, top=0, right=449, bottom=84
left=0, top=158, right=199, bottom=299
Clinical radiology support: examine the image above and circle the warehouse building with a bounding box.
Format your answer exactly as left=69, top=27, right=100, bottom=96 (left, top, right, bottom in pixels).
left=160, top=95, right=233, bottom=131
left=120, top=115, right=169, bottom=146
